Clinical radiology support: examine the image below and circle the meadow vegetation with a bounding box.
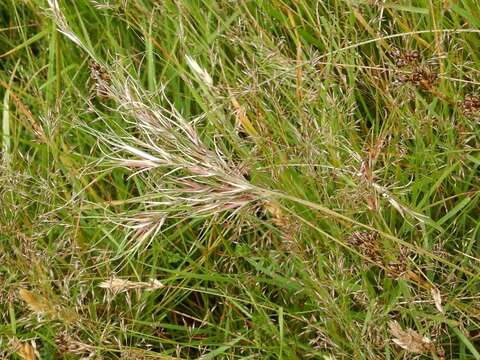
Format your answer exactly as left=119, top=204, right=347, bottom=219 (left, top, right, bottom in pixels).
left=1, top=0, right=480, bottom=358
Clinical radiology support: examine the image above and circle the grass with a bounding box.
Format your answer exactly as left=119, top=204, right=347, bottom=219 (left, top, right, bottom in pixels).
left=0, top=0, right=479, bottom=359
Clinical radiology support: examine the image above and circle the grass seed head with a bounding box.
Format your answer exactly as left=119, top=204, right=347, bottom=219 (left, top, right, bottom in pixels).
left=185, top=55, right=213, bottom=87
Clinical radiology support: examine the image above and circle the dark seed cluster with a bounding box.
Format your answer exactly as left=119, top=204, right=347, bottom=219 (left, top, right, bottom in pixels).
left=346, top=230, right=382, bottom=264
left=390, top=48, right=438, bottom=90
left=390, top=47, right=480, bottom=118
left=409, top=67, right=439, bottom=90
left=460, top=94, right=480, bottom=118
left=390, top=48, right=421, bottom=68
left=346, top=230, right=409, bottom=278
left=89, top=60, right=111, bottom=98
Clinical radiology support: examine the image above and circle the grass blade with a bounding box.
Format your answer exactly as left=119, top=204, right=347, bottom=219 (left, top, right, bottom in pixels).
left=2, top=88, right=10, bottom=166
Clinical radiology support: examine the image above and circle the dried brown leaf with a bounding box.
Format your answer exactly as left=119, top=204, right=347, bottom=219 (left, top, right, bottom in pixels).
left=99, top=277, right=164, bottom=294
left=264, top=200, right=289, bottom=228
left=431, top=287, right=444, bottom=313
left=388, top=321, right=435, bottom=353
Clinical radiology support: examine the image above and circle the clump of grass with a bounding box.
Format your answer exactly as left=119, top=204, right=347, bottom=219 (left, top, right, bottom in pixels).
left=1, top=0, right=480, bottom=359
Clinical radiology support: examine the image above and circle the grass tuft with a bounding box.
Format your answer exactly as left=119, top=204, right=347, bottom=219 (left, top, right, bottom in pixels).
left=1, top=0, right=479, bottom=359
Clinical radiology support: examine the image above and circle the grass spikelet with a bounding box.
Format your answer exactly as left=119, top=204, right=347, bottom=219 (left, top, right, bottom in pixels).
left=47, top=0, right=93, bottom=56
left=185, top=55, right=213, bottom=87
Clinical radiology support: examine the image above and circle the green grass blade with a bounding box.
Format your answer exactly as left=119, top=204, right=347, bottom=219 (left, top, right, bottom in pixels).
left=2, top=88, right=10, bottom=166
